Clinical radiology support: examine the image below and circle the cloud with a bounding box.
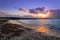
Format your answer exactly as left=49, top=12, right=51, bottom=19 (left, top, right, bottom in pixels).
left=29, top=7, right=45, bottom=14
left=18, top=7, right=51, bottom=18
left=18, top=8, right=26, bottom=12
left=1, top=6, right=60, bottom=18
left=18, top=8, right=30, bottom=15
left=35, top=7, right=45, bottom=11
left=0, top=10, right=22, bottom=17
left=29, top=9, right=37, bottom=14
left=49, top=9, right=60, bottom=18
left=18, top=7, right=46, bottom=14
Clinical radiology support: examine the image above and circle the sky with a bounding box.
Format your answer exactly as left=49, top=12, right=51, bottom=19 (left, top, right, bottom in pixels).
left=0, top=0, right=60, bottom=10
left=0, top=0, right=60, bottom=17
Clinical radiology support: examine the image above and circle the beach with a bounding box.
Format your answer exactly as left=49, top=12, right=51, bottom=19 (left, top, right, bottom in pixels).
left=0, top=20, right=60, bottom=40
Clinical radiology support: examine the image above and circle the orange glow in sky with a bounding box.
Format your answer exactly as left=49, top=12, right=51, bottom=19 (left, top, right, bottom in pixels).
left=31, top=11, right=50, bottom=18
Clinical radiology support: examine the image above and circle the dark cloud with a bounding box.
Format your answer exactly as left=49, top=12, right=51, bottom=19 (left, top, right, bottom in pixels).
left=35, top=7, right=45, bottom=11
left=49, top=9, right=60, bottom=18
left=29, top=9, right=37, bottom=14
left=29, top=7, right=45, bottom=14
left=18, top=7, right=60, bottom=18
left=18, top=8, right=26, bottom=12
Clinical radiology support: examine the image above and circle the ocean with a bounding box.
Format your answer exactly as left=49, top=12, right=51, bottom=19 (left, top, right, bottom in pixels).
left=19, top=19, right=60, bottom=27
left=19, top=19, right=60, bottom=37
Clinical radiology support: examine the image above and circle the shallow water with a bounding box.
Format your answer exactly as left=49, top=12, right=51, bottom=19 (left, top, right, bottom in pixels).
left=19, top=19, right=60, bottom=37
left=19, top=19, right=60, bottom=27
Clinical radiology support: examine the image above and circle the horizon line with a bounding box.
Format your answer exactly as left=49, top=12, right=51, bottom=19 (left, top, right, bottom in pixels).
left=0, top=17, right=60, bottom=20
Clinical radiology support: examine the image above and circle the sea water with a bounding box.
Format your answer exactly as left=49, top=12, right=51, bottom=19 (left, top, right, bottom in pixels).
left=19, top=19, right=60, bottom=37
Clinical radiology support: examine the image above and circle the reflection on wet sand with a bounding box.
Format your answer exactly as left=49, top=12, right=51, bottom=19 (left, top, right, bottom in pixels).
left=35, top=26, right=49, bottom=34
left=34, top=25, right=60, bottom=37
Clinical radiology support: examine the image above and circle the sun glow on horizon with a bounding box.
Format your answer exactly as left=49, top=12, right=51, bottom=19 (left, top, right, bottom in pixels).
left=18, top=7, right=51, bottom=18
left=30, top=11, right=50, bottom=18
